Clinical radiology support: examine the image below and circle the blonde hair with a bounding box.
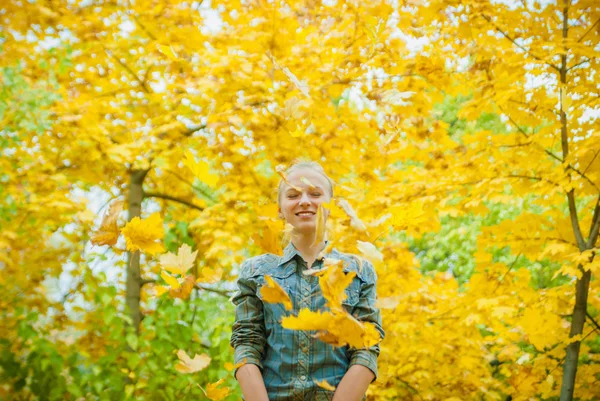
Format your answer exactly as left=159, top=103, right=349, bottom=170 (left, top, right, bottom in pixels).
left=277, top=161, right=334, bottom=204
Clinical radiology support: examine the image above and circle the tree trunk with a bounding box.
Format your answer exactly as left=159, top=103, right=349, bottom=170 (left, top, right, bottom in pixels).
left=559, top=269, right=592, bottom=400
left=126, top=169, right=148, bottom=334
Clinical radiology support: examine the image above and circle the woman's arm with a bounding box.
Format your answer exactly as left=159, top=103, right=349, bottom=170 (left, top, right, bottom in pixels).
left=236, top=364, right=269, bottom=401
left=230, top=260, right=269, bottom=400
left=333, top=364, right=374, bottom=401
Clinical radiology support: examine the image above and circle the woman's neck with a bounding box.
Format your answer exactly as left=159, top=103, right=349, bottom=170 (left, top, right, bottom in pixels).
left=291, top=233, right=325, bottom=268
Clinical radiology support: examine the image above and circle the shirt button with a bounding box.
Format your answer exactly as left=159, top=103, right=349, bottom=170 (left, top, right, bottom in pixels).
left=300, top=375, right=306, bottom=381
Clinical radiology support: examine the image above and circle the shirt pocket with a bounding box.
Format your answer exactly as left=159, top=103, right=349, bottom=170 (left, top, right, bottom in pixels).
left=255, top=269, right=295, bottom=328
left=315, top=389, right=335, bottom=401
left=341, top=276, right=362, bottom=316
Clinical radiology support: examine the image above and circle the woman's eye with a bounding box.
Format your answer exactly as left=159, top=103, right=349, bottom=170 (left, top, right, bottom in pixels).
left=288, top=194, right=298, bottom=199
left=312, top=193, right=321, bottom=197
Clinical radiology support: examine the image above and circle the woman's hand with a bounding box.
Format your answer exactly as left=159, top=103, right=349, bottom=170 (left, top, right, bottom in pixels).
left=236, top=364, right=270, bottom=401
left=332, top=364, right=374, bottom=401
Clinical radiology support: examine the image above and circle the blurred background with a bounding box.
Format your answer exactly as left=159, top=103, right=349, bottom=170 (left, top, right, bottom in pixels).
left=1, top=0, right=599, bottom=400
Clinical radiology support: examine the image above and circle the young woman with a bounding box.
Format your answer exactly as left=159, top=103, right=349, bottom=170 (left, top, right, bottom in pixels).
left=230, top=161, right=384, bottom=401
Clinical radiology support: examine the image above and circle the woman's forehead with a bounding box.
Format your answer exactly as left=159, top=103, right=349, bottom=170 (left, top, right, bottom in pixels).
left=285, top=169, right=329, bottom=189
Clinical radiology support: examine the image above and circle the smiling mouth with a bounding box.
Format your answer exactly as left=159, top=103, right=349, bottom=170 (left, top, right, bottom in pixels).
left=296, top=211, right=315, bottom=216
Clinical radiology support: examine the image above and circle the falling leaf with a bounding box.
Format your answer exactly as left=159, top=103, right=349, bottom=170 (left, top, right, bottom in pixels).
left=315, top=379, right=336, bottom=391
left=318, top=259, right=356, bottom=312
left=300, top=176, right=316, bottom=189
left=174, top=350, right=211, bottom=373
left=224, top=358, right=247, bottom=372
left=252, top=220, right=284, bottom=255
left=196, top=266, right=223, bottom=284
left=121, top=213, right=165, bottom=255
left=356, top=240, right=383, bottom=263
left=203, top=378, right=231, bottom=400
left=90, top=200, right=124, bottom=246
left=311, top=204, right=326, bottom=248
left=161, top=271, right=181, bottom=289
left=169, top=274, right=195, bottom=299
left=260, top=275, right=293, bottom=310
left=337, top=198, right=367, bottom=232
left=281, top=309, right=333, bottom=331
left=183, top=150, right=219, bottom=187
left=156, top=44, right=181, bottom=61
left=159, top=244, right=198, bottom=276
left=275, top=166, right=302, bottom=191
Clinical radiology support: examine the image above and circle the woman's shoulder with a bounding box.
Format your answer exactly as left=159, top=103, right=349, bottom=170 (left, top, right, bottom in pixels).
left=329, top=249, right=377, bottom=282
left=239, top=253, right=281, bottom=278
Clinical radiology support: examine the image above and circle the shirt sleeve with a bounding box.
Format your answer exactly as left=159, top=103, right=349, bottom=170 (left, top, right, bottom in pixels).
left=230, top=260, right=267, bottom=378
left=348, top=260, right=384, bottom=383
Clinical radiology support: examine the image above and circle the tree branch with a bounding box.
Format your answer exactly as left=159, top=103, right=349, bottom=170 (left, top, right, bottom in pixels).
left=587, top=311, right=600, bottom=333
left=586, top=195, right=600, bottom=248
left=577, top=17, right=600, bottom=43
left=104, top=48, right=152, bottom=93
left=480, top=13, right=560, bottom=72
left=143, top=191, right=205, bottom=212
left=195, top=284, right=234, bottom=298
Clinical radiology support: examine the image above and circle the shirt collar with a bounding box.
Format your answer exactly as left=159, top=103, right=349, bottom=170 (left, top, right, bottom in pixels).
left=279, top=241, right=330, bottom=266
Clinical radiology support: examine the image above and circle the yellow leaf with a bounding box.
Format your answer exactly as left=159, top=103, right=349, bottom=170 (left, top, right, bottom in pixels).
left=183, top=150, right=219, bottom=187
left=356, top=240, right=383, bottom=263
left=121, top=213, right=165, bottom=255
left=155, top=285, right=169, bottom=297
left=159, top=244, right=198, bottom=276
left=224, top=358, right=247, bottom=372
left=337, top=198, right=367, bottom=232
left=252, top=220, right=284, bottom=255
left=161, top=271, right=181, bottom=290
left=90, top=200, right=124, bottom=246
left=275, top=164, right=302, bottom=191
left=169, top=275, right=195, bottom=299
left=311, top=204, right=326, bottom=248
left=300, top=176, right=316, bottom=189
left=204, top=378, right=231, bottom=401
left=174, top=350, right=211, bottom=373
left=156, top=44, right=181, bottom=61
left=260, top=275, right=293, bottom=310
left=315, top=379, right=336, bottom=391
left=196, top=266, right=223, bottom=284
left=318, top=259, right=356, bottom=312
left=282, top=309, right=334, bottom=331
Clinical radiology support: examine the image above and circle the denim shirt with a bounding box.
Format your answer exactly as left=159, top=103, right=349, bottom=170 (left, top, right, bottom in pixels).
left=230, top=242, right=384, bottom=401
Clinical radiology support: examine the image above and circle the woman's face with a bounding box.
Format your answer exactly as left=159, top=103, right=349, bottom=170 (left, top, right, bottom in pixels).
left=279, top=168, right=332, bottom=235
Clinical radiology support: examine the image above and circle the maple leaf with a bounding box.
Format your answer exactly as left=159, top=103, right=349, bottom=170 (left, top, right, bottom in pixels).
left=169, top=275, right=195, bottom=300
left=281, top=309, right=333, bottom=331
left=356, top=240, right=383, bottom=264
left=174, top=350, right=211, bottom=373
left=161, top=271, right=181, bottom=289
left=156, top=44, right=181, bottom=62
left=300, top=176, right=316, bottom=189
left=196, top=266, right=223, bottom=284
left=315, top=379, right=336, bottom=391
left=121, top=213, right=165, bottom=255
left=159, top=244, right=198, bottom=276
left=203, top=378, right=231, bottom=400
left=252, top=220, right=284, bottom=255
left=224, top=358, right=247, bottom=372
left=90, top=200, right=124, bottom=246
left=337, top=198, right=367, bottom=232
left=318, top=259, right=356, bottom=312
left=311, top=204, right=326, bottom=248
left=260, top=275, right=293, bottom=310
left=275, top=165, right=302, bottom=191
left=183, top=150, right=219, bottom=187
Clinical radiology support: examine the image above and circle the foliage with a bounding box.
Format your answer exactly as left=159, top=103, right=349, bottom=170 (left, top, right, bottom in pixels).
left=1, top=0, right=599, bottom=400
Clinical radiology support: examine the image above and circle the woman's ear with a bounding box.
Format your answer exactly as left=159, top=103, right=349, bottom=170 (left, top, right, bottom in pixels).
left=278, top=208, right=284, bottom=219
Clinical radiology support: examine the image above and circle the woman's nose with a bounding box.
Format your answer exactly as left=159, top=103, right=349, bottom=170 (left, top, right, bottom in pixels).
left=299, top=193, right=310, bottom=205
